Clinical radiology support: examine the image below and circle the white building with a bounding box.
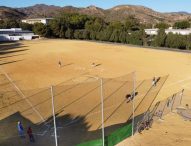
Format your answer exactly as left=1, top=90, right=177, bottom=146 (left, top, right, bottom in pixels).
left=144, top=29, right=159, bottom=35
left=165, top=29, right=191, bottom=35
left=145, top=28, right=191, bottom=36
left=21, top=18, right=53, bottom=25
left=0, top=28, right=39, bottom=41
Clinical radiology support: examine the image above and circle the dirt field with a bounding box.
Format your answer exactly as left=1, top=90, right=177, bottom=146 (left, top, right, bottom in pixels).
left=1, top=39, right=191, bottom=95
left=0, top=39, right=191, bottom=146
left=117, top=113, right=191, bottom=146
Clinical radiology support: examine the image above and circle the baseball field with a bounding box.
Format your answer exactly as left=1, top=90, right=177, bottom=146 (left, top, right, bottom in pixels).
left=0, top=39, right=191, bottom=146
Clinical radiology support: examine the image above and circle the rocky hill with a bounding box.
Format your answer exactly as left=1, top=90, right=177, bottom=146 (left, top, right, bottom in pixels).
left=0, top=6, right=26, bottom=19
left=0, top=4, right=191, bottom=24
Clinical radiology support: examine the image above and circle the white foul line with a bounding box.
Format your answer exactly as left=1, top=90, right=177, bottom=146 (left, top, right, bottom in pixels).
left=165, top=77, right=191, bottom=88
left=1, top=69, right=46, bottom=123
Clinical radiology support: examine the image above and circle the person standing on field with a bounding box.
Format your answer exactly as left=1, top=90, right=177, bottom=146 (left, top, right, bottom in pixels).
left=58, top=60, right=62, bottom=68
left=27, top=126, right=35, bottom=142
left=17, top=121, right=25, bottom=138
left=152, top=77, right=156, bottom=86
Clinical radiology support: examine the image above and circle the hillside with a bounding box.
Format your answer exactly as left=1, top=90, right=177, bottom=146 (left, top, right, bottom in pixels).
left=0, top=6, right=26, bottom=19
left=0, top=4, right=191, bottom=24
left=17, top=4, right=62, bottom=18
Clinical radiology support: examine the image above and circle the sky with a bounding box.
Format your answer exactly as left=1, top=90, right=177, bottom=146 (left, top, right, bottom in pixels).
left=0, top=0, right=191, bottom=13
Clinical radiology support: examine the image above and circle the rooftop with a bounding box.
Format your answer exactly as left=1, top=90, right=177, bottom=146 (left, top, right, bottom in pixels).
left=0, top=28, right=33, bottom=34
left=22, top=18, right=53, bottom=20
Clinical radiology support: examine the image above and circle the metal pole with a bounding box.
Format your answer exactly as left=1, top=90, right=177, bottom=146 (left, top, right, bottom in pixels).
left=100, top=78, right=105, bottom=146
left=51, top=86, right=58, bottom=146
left=180, top=89, right=184, bottom=105
left=132, top=72, right=136, bottom=136
left=171, top=94, right=176, bottom=112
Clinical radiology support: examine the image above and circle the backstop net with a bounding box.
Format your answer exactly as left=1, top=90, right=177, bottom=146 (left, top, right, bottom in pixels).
left=133, top=75, right=169, bottom=134
left=0, top=73, right=169, bottom=146
left=0, top=73, right=54, bottom=146
left=152, top=89, right=184, bottom=120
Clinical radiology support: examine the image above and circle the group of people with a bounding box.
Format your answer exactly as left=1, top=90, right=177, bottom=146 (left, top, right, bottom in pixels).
left=17, top=121, right=35, bottom=143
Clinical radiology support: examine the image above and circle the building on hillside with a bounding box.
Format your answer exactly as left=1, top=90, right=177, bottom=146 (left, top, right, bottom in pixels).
left=21, top=18, right=53, bottom=25
left=144, top=29, right=159, bottom=35
left=165, top=29, right=191, bottom=35
left=0, top=28, right=39, bottom=41
left=145, top=28, right=191, bottom=36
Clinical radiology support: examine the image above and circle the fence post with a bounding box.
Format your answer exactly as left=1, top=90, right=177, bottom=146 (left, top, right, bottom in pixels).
left=100, top=78, right=105, bottom=146
left=180, top=89, right=184, bottom=105
left=50, top=86, right=58, bottom=146
left=160, top=98, right=169, bottom=119
left=132, top=72, right=136, bottom=136
left=171, top=94, right=176, bottom=112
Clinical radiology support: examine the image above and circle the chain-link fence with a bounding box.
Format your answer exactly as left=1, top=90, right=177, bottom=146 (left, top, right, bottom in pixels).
left=136, top=89, right=184, bottom=134
left=0, top=73, right=170, bottom=146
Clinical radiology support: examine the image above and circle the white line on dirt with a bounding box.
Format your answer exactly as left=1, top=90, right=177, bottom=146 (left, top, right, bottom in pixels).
left=0, top=69, right=46, bottom=124
left=165, top=77, right=191, bottom=88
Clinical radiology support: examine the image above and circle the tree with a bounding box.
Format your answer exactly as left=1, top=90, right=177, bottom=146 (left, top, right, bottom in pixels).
left=19, top=22, right=33, bottom=31
left=33, top=23, right=51, bottom=37
left=85, top=18, right=106, bottom=32
left=155, top=22, right=170, bottom=29
left=82, top=30, right=90, bottom=40
left=187, top=34, right=191, bottom=49
left=151, top=29, right=166, bottom=47
left=85, top=17, right=107, bottom=40
left=119, top=31, right=127, bottom=43
left=74, top=30, right=84, bottom=39
left=127, top=31, right=144, bottom=46
left=69, top=14, right=89, bottom=29
left=0, top=19, right=19, bottom=28
left=108, top=21, right=124, bottom=42
left=173, top=21, right=190, bottom=29
left=109, top=29, right=121, bottom=42
left=165, top=33, right=187, bottom=49
left=124, top=17, right=140, bottom=31
left=65, top=29, right=74, bottom=39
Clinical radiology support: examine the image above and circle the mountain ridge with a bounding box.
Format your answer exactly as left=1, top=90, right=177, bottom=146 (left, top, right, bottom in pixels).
left=0, top=4, right=191, bottom=24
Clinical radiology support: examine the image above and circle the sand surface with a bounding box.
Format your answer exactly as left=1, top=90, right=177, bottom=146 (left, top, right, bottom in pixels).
left=1, top=39, right=191, bottom=97
left=117, top=113, right=191, bottom=146
left=0, top=39, right=191, bottom=145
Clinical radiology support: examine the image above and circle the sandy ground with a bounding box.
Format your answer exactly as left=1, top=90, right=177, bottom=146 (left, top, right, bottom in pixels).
left=1, top=39, right=191, bottom=97
left=117, top=113, right=191, bottom=146
left=0, top=39, right=191, bottom=145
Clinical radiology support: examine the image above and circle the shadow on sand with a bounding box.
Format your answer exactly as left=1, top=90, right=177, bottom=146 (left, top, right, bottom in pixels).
left=0, top=110, right=146, bottom=146
left=0, top=42, right=28, bottom=66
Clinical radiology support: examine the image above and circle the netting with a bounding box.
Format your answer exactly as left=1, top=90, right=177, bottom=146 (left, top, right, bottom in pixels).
left=0, top=74, right=49, bottom=145
left=135, top=89, right=185, bottom=135
left=50, top=73, right=135, bottom=145
left=0, top=73, right=171, bottom=146
left=133, top=75, right=169, bottom=134
left=155, top=90, right=184, bottom=118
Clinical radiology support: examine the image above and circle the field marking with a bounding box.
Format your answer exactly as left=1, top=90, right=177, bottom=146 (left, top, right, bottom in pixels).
left=50, top=127, right=63, bottom=137
left=0, top=69, right=46, bottom=124
left=165, top=77, right=191, bottom=88
left=0, top=130, right=48, bottom=140
left=180, top=82, right=191, bottom=90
